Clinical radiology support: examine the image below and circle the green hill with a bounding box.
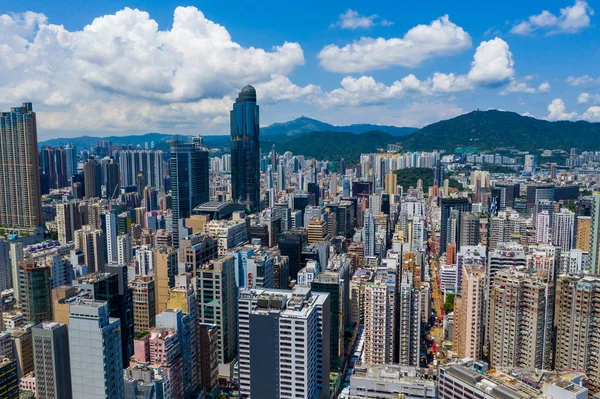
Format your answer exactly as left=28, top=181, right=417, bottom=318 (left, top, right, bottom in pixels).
left=261, top=116, right=417, bottom=137
left=399, top=110, right=600, bottom=152
left=275, top=130, right=399, bottom=163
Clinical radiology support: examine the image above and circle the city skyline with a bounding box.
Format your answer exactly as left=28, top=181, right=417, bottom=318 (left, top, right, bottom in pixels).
left=1, top=0, right=599, bottom=139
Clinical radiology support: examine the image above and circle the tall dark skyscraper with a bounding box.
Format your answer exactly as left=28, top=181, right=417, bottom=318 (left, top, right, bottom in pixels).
left=440, top=198, right=471, bottom=253
left=83, top=157, right=102, bottom=199
left=102, top=158, right=120, bottom=199
left=170, top=137, right=209, bottom=246
left=231, top=85, right=260, bottom=213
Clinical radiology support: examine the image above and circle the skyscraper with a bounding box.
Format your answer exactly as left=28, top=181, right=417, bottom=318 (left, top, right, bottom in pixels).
left=590, top=193, right=600, bottom=274
left=83, top=157, right=102, bottom=199
left=32, top=322, right=72, bottom=399
left=118, top=149, right=164, bottom=191
left=103, top=157, right=120, bottom=199
left=440, top=198, right=471, bottom=253
left=552, top=209, right=575, bottom=252
left=363, top=209, right=376, bottom=258
left=0, top=103, right=42, bottom=229
left=452, top=265, right=485, bottom=361
left=64, top=143, right=77, bottom=183
left=68, top=299, right=124, bottom=399
left=19, top=259, right=52, bottom=325
left=196, top=257, right=238, bottom=366
left=231, top=85, right=261, bottom=212
left=238, top=287, right=330, bottom=399
left=170, top=138, right=209, bottom=246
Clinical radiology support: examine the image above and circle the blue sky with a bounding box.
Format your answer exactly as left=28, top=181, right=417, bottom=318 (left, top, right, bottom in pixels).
left=1, top=0, right=599, bottom=139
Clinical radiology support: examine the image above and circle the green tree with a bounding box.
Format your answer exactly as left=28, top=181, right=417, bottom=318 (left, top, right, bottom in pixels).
left=443, top=293, right=455, bottom=313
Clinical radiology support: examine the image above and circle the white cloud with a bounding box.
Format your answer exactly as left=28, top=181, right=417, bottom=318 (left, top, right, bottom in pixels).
left=330, top=9, right=392, bottom=29
left=577, top=92, right=600, bottom=104
left=318, top=15, right=471, bottom=73
left=547, top=98, right=578, bottom=120
left=510, top=1, right=594, bottom=35
left=318, top=38, right=551, bottom=107
left=538, top=82, right=551, bottom=92
left=467, top=38, right=514, bottom=87
left=582, top=106, right=600, bottom=121
left=0, top=7, right=308, bottom=137
left=566, top=75, right=600, bottom=86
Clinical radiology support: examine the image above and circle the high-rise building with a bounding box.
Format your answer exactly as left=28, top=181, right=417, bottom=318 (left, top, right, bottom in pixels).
left=69, top=300, right=124, bottom=399
left=440, top=198, right=471, bottom=253
left=56, top=201, right=83, bottom=245
left=154, top=247, right=179, bottom=314
left=364, top=208, right=376, bottom=259
left=459, top=212, right=479, bottom=247
left=556, top=275, right=600, bottom=394
left=130, top=275, right=156, bottom=334
left=489, top=269, right=552, bottom=370
left=0, top=103, right=42, bottom=229
left=576, top=215, right=591, bottom=252
left=155, top=308, right=198, bottom=397
left=307, top=217, right=328, bottom=244
left=64, top=143, right=77, bottom=183
left=73, top=267, right=134, bottom=369
left=590, top=193, right=600, bottom=274
left=364, top=278, right=395, bottom=364
left=118, top=149, right=164, bottom=191
left=83, top=157, right=102, bottom=199
left=277, top=158, right=286, bottom=192
left=74, top=225, right=106, bottom=273
left=123, top=362, right=166, bottom=399
left=536, top=210, right=551, bottom=244
left=19, top=259, right=52, bottom=325
left=278, top=229, right=307, bottom=281
left=105, top=211, right=118, bottom=263
left=196, top=256, right=237, bottom=366
left=32, top=322, right=72, bottom=399
left=552, top=209, right=575, bottom=252
left=169, top=139, right=209, bottom=246
left=0, top=238, right=11, bottom=291
left=117, top=234, right=132, bottom=265
left=453, top=265, right=485, bottom=361
left=0, top=359, right=18, bottom=399
left=398, top=271, right=422, bottom=367
left=238, top=287, right=330, bottom=399
left=102, top=157, right=120, bottom=199
left=198, top=324, right=219, bottom=394
left=230, top=85, right=261, bottom=212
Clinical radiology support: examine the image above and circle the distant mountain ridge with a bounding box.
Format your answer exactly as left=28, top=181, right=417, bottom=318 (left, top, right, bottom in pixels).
left=38, top=116, right=416, bottom=148
left=399, top=110, right=600, bottom=152
left=260, top=116, right=417, bottom=137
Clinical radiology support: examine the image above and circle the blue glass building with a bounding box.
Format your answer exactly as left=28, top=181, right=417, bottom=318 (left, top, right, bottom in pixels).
left=230, top=85, right=260, bottom=213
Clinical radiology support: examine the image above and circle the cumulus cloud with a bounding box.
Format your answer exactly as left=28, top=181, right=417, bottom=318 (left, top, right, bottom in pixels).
left=318, top=15, right=471, bottom=73
left=566, top=75, right=600, bottom=86
left=547, top=98, right=578, bottom=120
left=577, top=92, right=600, bottom=104
left=467, top=38, right=514, bottom=87
left=330, top=9, right=392, bottom=29
left=582, top=106, right=600, bottom=121
left=510, top=1, right=594, bottom=35
left=500, top=80, right=550, bottom=95
left=317, top=38, right=549, bottom=107
left=0, top=7, right=310, bottom=136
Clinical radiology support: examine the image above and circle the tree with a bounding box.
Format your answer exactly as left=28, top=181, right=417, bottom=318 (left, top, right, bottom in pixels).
left=443, top=293, right=455, bottom=313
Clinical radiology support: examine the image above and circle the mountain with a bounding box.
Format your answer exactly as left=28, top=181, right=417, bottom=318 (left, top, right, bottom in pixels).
left=261, top=116, right=417, bottom=137
left=274, top=130, right=399, bottom=163
left=399, top=110, right=600, bottom=152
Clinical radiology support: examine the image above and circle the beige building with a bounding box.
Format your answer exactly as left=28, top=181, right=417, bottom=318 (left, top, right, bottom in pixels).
left=0, top=103, right=42, bottom=229
left=452, top=265, right=485, bottom=360
left=576, top=216, right=591, bottom=252
left=489, top=269, right=552, bottom=370
left=307, top=217, right=329, bottom=244
left=130, top=275, right=156, bottom=334
left=556, top=275, right=600, bottom=394
left=364, top=279, right=395, bottom=364
left=154, top=247, right=177, bottom=314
